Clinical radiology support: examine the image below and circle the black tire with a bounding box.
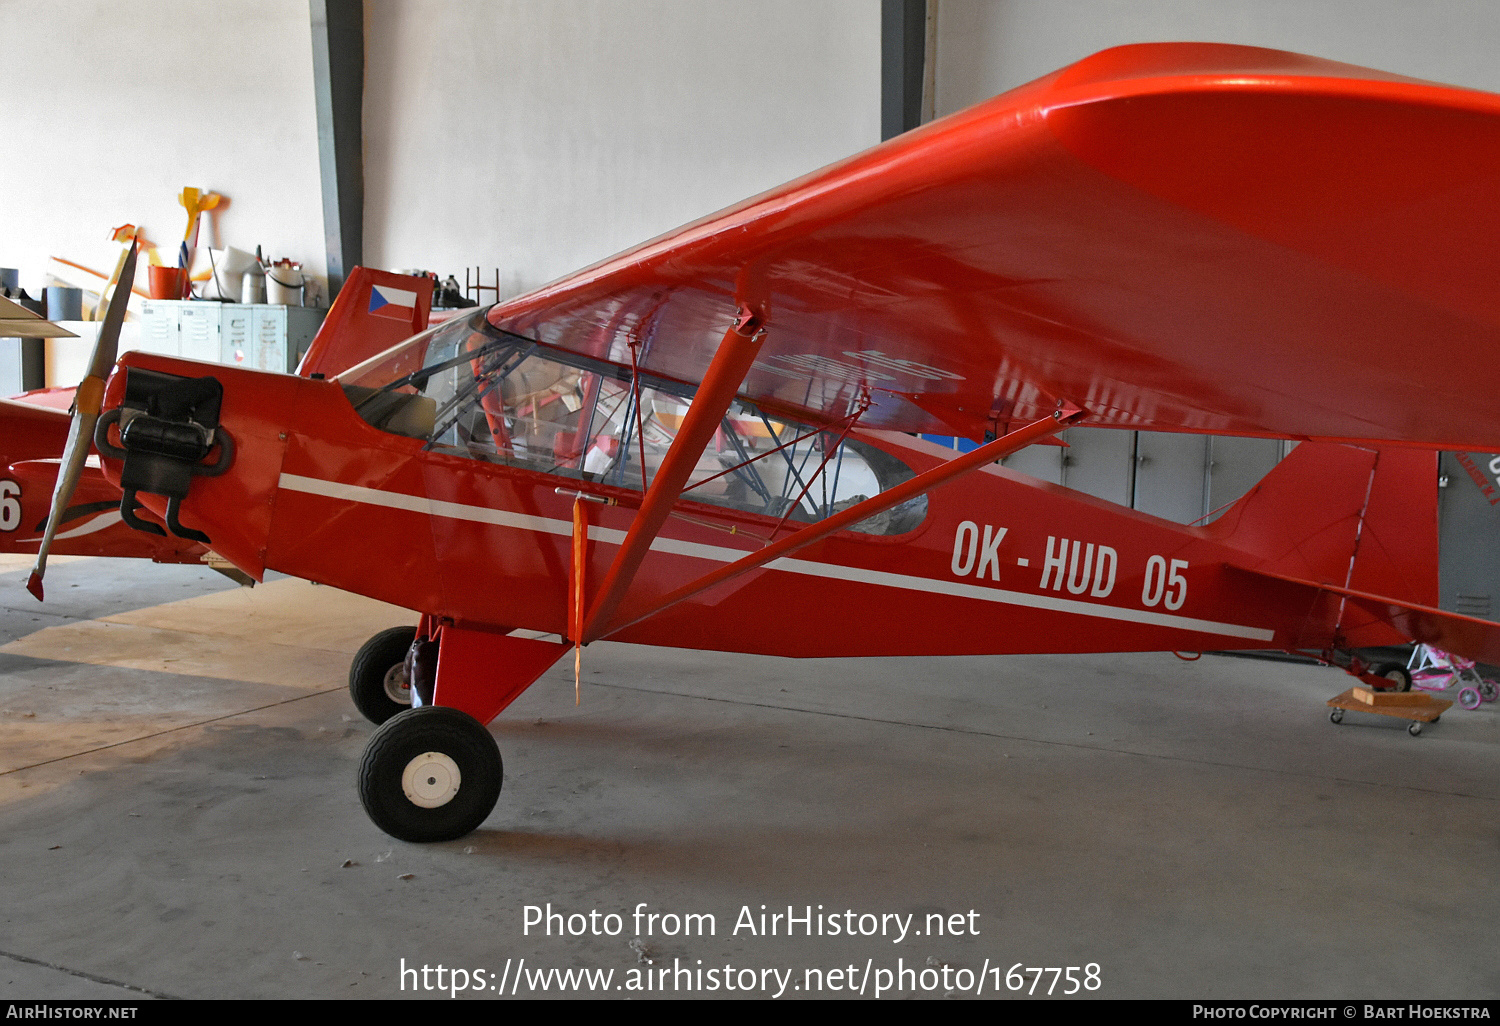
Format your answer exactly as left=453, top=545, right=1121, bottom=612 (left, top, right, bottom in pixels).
left=358, top=706, right=502, bottom=842
left=1370, top=662, right=1412, bottom=692
left=349, top=626, right=418, bottom=724
left=1329, top=708, right=1344, bottom=724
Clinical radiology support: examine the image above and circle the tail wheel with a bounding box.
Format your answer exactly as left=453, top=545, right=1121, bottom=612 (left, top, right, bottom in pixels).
left=1370, top=663, right=1412, bottom=692
left=358, top=706, right=502, bottom=842
left=349, top=626, right=418, bottom=724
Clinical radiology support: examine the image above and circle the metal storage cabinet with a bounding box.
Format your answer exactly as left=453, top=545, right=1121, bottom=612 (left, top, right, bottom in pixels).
left=140, top=300, right=325, bottom=373
left=138, top=300, right=182, bottom=357
left=177, top=303, right=221, bottom=363
left=250, top=307, right=288, bottom=373
left=219, top=305, right=253, bottom=365
left=0, top=340, right=23, bottom=395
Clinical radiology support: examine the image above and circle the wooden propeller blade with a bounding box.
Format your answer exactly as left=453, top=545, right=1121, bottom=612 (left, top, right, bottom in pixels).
left=27, top=241, right=138, bottom=601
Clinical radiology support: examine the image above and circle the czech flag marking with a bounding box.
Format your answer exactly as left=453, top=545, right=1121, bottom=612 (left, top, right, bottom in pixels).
left=369, top=284, right=418, bottom=321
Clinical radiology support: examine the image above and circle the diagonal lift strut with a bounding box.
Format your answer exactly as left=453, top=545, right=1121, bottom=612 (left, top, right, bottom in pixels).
left=595, top=406, right=1087, bottom=642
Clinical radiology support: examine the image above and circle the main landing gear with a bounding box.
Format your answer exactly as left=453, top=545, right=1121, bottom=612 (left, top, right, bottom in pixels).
left=359, top=706, right=503, bottom=842
left=347, top=621, right=571, bottom=842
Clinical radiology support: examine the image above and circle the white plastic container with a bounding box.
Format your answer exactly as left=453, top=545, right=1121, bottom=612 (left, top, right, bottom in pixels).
left=266, top=265, right=305, bottom=306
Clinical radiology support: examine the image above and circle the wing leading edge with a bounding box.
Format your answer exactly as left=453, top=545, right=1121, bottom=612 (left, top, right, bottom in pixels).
left=488, top=41, right=1500, bottom=446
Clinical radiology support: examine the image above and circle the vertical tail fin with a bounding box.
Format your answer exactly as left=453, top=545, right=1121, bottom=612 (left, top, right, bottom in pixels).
left=1214, top=442, right=1500, bottom=663
left=296, top=267, right=434, bottom=379
left=1208, top=441, right=1439, bottom=610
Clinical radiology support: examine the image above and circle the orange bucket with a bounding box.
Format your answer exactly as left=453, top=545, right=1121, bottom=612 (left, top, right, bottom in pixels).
left=148, top=265, right=186, bottom=299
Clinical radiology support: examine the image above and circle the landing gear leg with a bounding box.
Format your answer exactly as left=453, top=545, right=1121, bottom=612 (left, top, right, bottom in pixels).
left=1320, top=649, right=1413, bottom=692
left=354, top=621, right=571, bottom=841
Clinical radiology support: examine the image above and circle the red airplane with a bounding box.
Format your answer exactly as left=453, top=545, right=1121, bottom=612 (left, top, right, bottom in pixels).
left=26, top=42, right=1500, bottom=843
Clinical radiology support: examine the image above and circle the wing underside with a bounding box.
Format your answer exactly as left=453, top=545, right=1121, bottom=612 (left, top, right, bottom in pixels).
left=487, top=42, right=1500, bottom=445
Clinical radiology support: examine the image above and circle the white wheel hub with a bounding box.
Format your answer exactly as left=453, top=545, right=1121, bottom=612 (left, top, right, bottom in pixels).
left=402, top=751, right=461, bottom=808
left=384, top=663, right=412, bottom=704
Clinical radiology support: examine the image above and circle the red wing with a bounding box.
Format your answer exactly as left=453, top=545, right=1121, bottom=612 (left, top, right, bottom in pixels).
left=488, top=42, right=1500, bottom=443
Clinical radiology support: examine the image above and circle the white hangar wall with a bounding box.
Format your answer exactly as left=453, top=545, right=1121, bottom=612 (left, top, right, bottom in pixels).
left=0, top=1, right=878, bottom=304
left=362, top=0, right=881, bottom=296
left=930, top=0, right=1500, bottom=110
left=0, top=0, right=327, bottom=296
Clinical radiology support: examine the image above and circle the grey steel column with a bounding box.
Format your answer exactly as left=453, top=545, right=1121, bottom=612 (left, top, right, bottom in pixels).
left=881, top=0, right=927, bottom=140
left=310, top=0, right=364, bottom=299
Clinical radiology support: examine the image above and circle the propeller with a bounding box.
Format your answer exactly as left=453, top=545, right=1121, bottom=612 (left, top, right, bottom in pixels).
left=26, top=240, right=139, bottom=601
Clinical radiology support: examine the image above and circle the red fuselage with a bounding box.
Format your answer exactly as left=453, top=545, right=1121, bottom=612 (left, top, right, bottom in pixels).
left=101, top=352, right=1421, bottom=661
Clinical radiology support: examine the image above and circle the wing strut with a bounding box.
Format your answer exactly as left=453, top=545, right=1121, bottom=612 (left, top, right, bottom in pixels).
left=600, top=406, right=1087, bottom=641
left=570, top=496, right=588, bottom=704
left=579, top=308, right=766, bottom=642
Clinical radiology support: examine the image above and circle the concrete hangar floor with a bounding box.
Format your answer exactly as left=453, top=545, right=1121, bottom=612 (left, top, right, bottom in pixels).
left=0, top=552, right=1494, bottom=1001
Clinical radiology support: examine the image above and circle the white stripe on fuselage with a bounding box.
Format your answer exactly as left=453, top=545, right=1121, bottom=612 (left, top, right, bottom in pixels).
left=16, top=509, right=123, bottom=544
left=276, top=472, right=1275, bottom=642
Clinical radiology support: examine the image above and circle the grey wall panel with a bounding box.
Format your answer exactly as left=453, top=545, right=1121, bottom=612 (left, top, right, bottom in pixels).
left=1001, top=438, right=1064, bottom=485
left=1206, top=436, right=1283, bottom=520
left=1, top=4, right=327, bottom=297
left=364, top=1, right=880, bottom=296
left=1438, top=452, right=1500, bottom=619
left=1061, top=426, right=1135, bottom=506
left=1133, top=432, right=1208, bottom=524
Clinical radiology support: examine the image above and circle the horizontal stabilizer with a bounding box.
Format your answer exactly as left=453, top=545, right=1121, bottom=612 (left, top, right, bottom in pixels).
left=8, top=387, right=78, bottom=412
left=1237, top=565, right=1500, bottom=666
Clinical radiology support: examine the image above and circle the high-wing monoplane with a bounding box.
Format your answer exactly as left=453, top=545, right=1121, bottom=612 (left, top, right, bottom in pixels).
left=30, top=42, right=1500, bottom=842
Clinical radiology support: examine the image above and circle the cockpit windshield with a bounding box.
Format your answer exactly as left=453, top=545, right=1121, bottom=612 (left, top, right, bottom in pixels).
left=337, top=311, right=926, bottom=536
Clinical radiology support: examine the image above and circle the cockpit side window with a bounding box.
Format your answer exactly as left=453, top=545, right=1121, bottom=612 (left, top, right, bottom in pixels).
left=338, top=314, right=927, bottom=536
